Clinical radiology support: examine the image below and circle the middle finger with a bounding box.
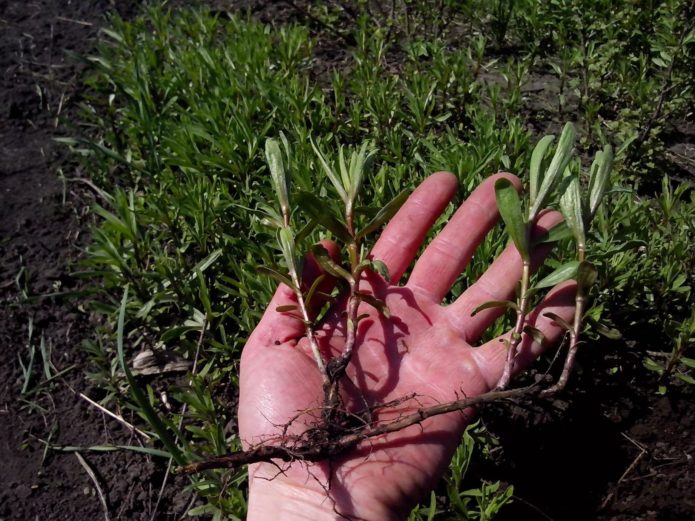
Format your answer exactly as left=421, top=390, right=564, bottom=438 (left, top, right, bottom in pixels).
left=406, top=172, right=521, bottom=302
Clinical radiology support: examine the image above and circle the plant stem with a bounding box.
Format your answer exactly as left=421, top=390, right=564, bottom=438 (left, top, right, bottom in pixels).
left=289, top=267, right=329, bottom=386
left=496, top=259, right=531, bottom=390
left=542, top=247, right=586, bottom=395
left=325, top=239, right=361, bottom=408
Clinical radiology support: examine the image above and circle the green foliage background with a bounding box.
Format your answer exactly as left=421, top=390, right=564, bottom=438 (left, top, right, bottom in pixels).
left=60, top=1, right=694, bottom=518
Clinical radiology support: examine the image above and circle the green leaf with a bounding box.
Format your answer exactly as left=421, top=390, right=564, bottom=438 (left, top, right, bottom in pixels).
left=188, top=249, right=222, bottom=280
left=116, top=287, right=186, bottom=466
left=296, top=191, right=352, bottom=242
left=295, top=218, right=318, bottom=245
left=338, top=146, right=350, bottom=194
left=559, top=174, right=586, bottom=247
left=588, top=145, right=613, bottom=219
left=530, top=122, right=576, bottom=219
left=196, top=269, right=212, bottom=317
left=161, top=325, right=202, bottom=343
left=531, top=221, right=573, bottom=245
left=643, top=357, right=664, bottom=374
left=356, top=189, right=409, bottom=239
left=523, top=325, right=545, bottom=345
left=275, top=304, right=299, bottom=313
left=544, top=312, right=574, bottom=332
left=369, top=259, right=391, bottom=283
left=593, top=321, right=622, bottom=340
left=356, top=292, right=390, bottom=318
left=310, top=139, right=348, bottom=203
left=495, top=178, right=529, bottom=260
left=535, top=261, right=579, bottom=288
left=529, top=134, right=555, bottom=208
left=347, top=142, right=375, bottom=204
left=679, top=357, right=695, bottom=369
left=311, top=244, right=353, bottom=282
left=278, top=227, right=299, bottom=277
left=50, top=444, right=171, bottom=458
left=188, top=504, right=220, bottom=516
left=471, top=300, right=518, bottom=316
left=303, top=274, right=326, bottom=309
left=265, top=137, right=290, bottom=220
left=675, top=373, right=695, bottom=385
left=256, top=266, right=295, bottom=290
left=576, top=261, right=598, bottom=289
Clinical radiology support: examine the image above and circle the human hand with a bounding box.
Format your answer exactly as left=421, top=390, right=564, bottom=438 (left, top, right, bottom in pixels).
left=239, top=172, right=576, bottom=520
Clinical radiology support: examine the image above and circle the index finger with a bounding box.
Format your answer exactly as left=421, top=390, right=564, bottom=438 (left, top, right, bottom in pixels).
left=369, top=172, right=458, bottom=284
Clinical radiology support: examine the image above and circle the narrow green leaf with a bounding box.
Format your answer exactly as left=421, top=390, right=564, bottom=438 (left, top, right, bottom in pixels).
left=356, top=292, right=390, bottom=318
left=188, top=249, right=223, bottom=281
left=278, top=227, right=299, bottom=277
left=643, top=357, right=664, bottom=374
left=161, top=325, right=201, bottom=343
left=116, top=288, right=186, bottom=466
left=188, top=504, right=219, bottom=516
left=529, top=135, right=555, bottom=208
left=675, top=373, right=695, bottom=385
left=535, top=261, right=579, bottom=288
left=303, top=274, right=326, bottom=309
left=256, top=266, right=295, bottom=290
left=576, top=261, right=598, bottom=289
left=279, top=131, right=291, bottom=164
left=588, top=145, right=613, bottom=219
left=275, top=305, right=299, bottom=313
left=338, top=146, right=350, bottom=194
left=679, top=357, right=695, bottom=369
left=92, top=204, right=132, bottom=240
left=265, top=138, right=290, bottom=220
left=310, top=139, right=348, bottom=203
left=523, top=325, right=545, bottom=345
left=50, top=444, right=171, bottom=458
left=559, top=174, right=586, bottom=247
left=369, top=260, right=391, bottom=283
left=471, top=300, right=518, bottom=316
left=347, top=142, right=374, bottom=203
left=295, top=218, right=318, bottom=245
left=593, top=321, right=622, bottom=340
left=356, top=189, right=409, bottom=239
left=495, top=178, right=529, bottom=260
left=296, top=191, right=352, bottom=242
left=544, top=312, right=574, bottom=332
left=531, top=221, right=573, bottom=245
left=311, top=244, right=353, bottom=282
left=196, top=269, right=212, bottom=317
left=530, top=122, right=576, bottom=219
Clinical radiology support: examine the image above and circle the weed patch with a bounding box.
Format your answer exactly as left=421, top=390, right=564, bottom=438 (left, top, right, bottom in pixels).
left=59, top=2, right=694, bottom=518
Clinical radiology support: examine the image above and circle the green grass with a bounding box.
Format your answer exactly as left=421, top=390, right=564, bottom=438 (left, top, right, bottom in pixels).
left=59, top=1, right=694, bottom=517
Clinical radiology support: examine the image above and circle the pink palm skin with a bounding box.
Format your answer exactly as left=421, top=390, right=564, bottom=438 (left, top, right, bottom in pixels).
left=239, top=172, right=576, bottom=520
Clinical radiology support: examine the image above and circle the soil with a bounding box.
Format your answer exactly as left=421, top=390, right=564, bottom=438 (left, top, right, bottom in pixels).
left=1, top=1, right=693, bottom=520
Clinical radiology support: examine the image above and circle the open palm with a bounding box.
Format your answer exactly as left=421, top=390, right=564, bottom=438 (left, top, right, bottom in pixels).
left=239, top=172, right=575, bottom=520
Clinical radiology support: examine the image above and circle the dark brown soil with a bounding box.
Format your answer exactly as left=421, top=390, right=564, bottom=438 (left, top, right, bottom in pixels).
left=1, top=1, right=693, bottom=520
left=483, top=345, right=695, bottom=521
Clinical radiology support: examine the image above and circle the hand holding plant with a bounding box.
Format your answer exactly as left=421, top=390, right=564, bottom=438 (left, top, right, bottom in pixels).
left=178, top=125, right=614, bottom=520
left=238, top=172, right=576, bottom=519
